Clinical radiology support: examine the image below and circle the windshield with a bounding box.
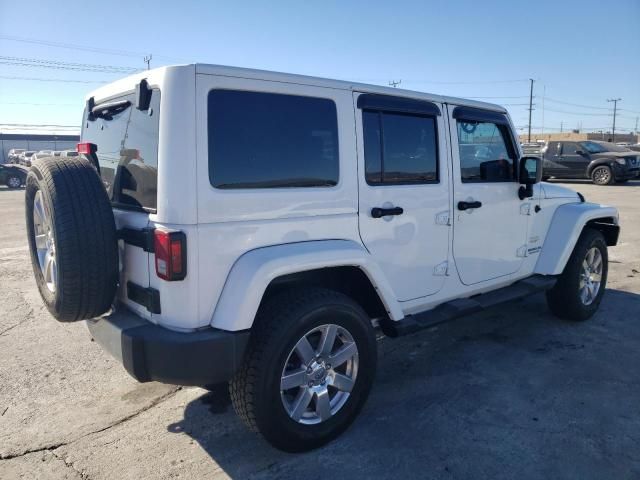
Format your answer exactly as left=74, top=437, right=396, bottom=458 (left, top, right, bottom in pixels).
left=81, top=90, right=160, bottom=211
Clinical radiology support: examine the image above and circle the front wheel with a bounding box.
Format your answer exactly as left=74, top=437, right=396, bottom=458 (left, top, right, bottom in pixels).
left=6, top=175, right=22, bottom=188
left=546, top=229, right=608, bottom=321
left=230, top=288, right=377, bottom=452
left=591, top=165, right=614, bottom=185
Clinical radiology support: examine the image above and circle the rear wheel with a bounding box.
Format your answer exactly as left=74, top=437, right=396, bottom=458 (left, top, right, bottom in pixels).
left=546, top=229, right=608, bottom=321
left=25, top=157, right=118, bottom=322
left=591, top=165, right=614, bottom=185
left=230, top=288, right=377, bottom=452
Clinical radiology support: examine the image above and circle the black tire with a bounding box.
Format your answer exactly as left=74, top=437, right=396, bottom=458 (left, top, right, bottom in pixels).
left=230, top=287, right=377, bottom=452
left=25, top=157, right=118, bottom=322
left=591, top=165, right=614, bottom=185
left=6, top=175, right=22, bottom=189
left=546, top=228, right=608, bottom=321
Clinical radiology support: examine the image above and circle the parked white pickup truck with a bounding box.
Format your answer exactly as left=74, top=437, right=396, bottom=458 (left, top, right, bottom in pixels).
left=25, top=64, right=619, bottom=452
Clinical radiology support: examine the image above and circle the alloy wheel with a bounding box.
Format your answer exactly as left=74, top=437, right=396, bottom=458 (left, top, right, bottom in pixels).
left=32, top=190, right=57, bottom=293
left=280, top=324, right=359, bottom=425
left=579, top=247, right=603, bottom=305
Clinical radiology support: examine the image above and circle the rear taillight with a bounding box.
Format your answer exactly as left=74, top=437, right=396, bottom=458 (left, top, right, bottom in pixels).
left=154, top=230, right=187, bottom=281
left=77, top=142, right=97, bottom=155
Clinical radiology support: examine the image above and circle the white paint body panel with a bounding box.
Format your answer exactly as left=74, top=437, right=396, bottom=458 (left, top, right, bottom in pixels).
left=212, top=240, right=403, bottom=331
left=83, top=64, right=619, bottom=333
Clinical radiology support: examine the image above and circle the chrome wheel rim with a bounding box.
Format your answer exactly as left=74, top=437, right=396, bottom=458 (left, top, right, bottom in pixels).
left=33, top=190, right=57, bottom=293
left=8, top=176, right=21, bottom=188
left=280, top=324, right=359, bottom=425
left=579, top=247, right=602, bottom=306
left=594, top=167, right=611, bottom=184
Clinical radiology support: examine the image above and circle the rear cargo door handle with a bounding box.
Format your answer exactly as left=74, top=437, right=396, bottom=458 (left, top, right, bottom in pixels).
left=371, top=207, right=404, bottom=218
left=457, top=201, right=482, bottom=211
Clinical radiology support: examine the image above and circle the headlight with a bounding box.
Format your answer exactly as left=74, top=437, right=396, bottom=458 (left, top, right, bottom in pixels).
left=615, top=158, right=626, bottom=165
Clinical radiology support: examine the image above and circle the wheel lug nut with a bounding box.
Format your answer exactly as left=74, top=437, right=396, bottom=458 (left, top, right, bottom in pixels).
left=326, top=364, right=331, bottom=370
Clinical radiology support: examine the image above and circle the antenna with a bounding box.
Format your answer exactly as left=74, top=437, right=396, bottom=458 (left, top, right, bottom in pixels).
left=144, top=54, right=153, bottom=70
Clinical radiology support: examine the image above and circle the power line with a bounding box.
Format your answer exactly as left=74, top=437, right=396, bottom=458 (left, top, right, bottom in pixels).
left=0, top=75, right=107, bottom=84
left=0, top=101, right=76, bottom=106
left=0, top=55, right=139, bottom=73
left=0, top=34, right=189, bottom=62
left=544, top=97, right=610, bottom=110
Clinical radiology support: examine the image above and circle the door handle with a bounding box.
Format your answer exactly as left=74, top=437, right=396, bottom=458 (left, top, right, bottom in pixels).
left=371, top=207, right=404, bottom=218
left=457, top=201, right=482, bottom=211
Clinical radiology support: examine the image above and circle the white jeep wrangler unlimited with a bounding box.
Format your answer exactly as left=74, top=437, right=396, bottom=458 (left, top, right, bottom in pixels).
left=25, top=64, right=620, bottom=452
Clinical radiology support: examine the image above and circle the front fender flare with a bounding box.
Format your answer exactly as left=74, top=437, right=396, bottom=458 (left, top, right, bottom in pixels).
left=210, top=240, right=403, bottom=331
left=534, top=202, right=619, bottom=275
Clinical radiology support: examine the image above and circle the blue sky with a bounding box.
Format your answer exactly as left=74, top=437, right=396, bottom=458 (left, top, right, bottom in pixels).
left=1, top=0, right=639, bottom=136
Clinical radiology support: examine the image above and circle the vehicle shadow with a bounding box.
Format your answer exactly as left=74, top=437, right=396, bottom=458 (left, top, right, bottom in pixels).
left=0, top=186, right=25, bottom=192
left=167, top=288, right=640, bottom=479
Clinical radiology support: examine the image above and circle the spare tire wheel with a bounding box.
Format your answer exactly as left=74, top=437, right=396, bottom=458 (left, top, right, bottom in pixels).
left=25, top=157, right=119, bottom=322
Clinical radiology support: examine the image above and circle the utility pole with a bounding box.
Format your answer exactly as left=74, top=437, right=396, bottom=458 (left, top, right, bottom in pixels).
left=388, top=79, right=402, bottom=88
left=607, top=98, right=621, bottom=142
left=560, top=121, right=563, bottom=133
left=527, top=78, right=534, bottom=142
left=144, top=54, right=153, bottom=70
left=635, top=116, right=638, bottom=135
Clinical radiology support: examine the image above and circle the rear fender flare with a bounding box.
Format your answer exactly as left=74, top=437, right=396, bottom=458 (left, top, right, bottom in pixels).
left=210, top=240, right=403, bottom=331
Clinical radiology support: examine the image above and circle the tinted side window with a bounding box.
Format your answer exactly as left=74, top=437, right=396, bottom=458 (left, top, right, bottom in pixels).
left=561, top=143, right=578, bottom=155
left=363, top=110, right=438, bottom=185
left=457, top=121, right=515, bottom=182
left=82, top=90, right=160, bottom=211
left=208, top=90, right=339, bottom=189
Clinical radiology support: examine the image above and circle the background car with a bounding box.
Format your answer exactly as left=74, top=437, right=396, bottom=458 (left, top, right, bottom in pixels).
left=7, top=148, right=26, bottom=164
left=0, top=163, right=27, bottom=188
left=19, top=151, right=37, bottom=167
left=31, top=152, right=57, bottom=164
left=543, top=140, right=639, bottom=185
left=58, top=150, right=79, bottom=158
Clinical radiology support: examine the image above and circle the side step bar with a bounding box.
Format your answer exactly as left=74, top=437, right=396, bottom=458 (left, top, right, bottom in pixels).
left=380, top=275, right=557, bottom=338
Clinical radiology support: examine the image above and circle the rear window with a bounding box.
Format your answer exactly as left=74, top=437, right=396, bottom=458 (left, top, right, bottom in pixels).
left=208, top=90, right=339, bottom=189
left=81, top=90, right=160, bottom=211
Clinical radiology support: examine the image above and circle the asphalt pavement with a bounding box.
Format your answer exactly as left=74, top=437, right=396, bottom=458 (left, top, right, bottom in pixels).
left=1, top=180, right=639, bottom=479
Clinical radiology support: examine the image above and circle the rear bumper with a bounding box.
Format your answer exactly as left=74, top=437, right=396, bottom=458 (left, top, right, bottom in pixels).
left=87, top=309, right=250, bottom=386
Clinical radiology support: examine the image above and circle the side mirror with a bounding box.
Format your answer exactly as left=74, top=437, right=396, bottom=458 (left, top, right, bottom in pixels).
left=518, top=156, right=542, bottom=200
left=575, top=149, right=585, bottom=155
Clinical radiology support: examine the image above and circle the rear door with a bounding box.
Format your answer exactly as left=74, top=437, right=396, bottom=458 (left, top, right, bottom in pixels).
left=448, top=105, right=528, bottom=285
left=355, top=93, right=450, bottom=301
left=80, top=90, right=161, bottom=318
left=558, top=142, right=588, bottom=177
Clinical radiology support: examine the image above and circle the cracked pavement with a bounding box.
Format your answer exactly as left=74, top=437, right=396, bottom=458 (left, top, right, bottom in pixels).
left=1, top=181, right=639, bottom=479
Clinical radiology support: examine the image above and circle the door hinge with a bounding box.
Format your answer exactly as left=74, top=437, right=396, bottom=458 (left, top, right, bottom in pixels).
left=520, top=203, right=531, bottom=216
left=435, top=211, right=451, bottom=226
left=433, top=261, right=449, bottom=276
left=127, top=281, right=161, bottom=314
left=516, top=245, right=528, bottom=258
left=118, top=227, right=155, bottom=253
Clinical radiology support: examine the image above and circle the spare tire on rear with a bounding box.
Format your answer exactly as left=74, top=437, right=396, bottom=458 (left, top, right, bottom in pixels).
left=25, top=157, right=118, bottom=322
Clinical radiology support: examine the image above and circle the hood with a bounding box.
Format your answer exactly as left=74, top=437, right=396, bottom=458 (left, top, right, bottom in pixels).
left=593, top=151, right=638, bottom=159
left=541, top=182, right=580, bottom=200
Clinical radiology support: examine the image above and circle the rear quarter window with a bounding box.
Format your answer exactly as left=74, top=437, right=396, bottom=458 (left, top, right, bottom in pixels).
left=207, top=90, right=339, bottom=189
left=81, top=90, right=160, bottom=211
